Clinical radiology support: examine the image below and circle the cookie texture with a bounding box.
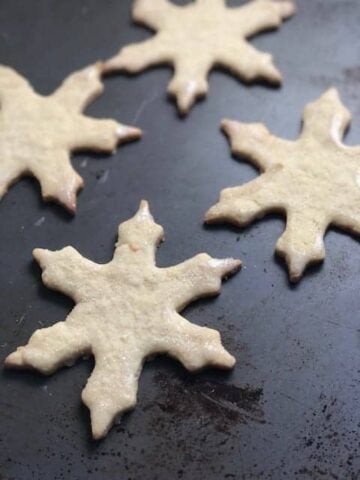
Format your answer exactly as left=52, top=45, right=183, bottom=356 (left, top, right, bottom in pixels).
left=104, top=0, right=296, bottom=115
left=0, top=63, right=141, bottom=212
left=206, top=89, right=360, bottom=282
left=5, top=201, right=240, bottom=439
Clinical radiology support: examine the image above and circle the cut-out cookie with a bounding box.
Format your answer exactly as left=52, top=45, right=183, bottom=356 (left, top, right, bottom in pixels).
left=5, top=201, right=240, bottom=439
left=206, top=89, right=360, bottom=282
left=104, top=0, right=296, bottom=115
left=0, top=63, right=141, bottom=213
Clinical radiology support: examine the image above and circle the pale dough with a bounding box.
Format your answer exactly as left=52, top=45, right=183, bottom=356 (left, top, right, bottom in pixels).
left=0, top=63, right=141, bottom=212
left=104, top=0, right=296, bottom=115
left=5, top=201, right=241, bottom=439
left=206, top=89, right=360, bottom=282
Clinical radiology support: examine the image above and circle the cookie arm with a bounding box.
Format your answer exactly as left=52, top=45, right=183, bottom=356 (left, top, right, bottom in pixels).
left=237, top=0, right=296, bottom=38
left=114, top=201, right=165, bottom=264
left=71, top=117, right=141, bottom=153
left=30, top=151, right=83, bottom=213
left=164, top=254, right=241, bottom=311
left=276, top=210, right=328, bottom=282
left=104, top=36, right=171, bottom=73
left=205, top=173, right=283, bottom=226
left=0, top=65, right=34, bottom=102
left=33, top=247, right=98, bottom=300
left=156, top=311, right=235, bottom=371
left=222, top=119, right=293, bottom=171
left=132, top=0, right=176, bottom=30
left=216, top=42, right=282, bottom=85
left=4, top=320, right=90, bottom=375
left=82, top=348, right=142, bottom=440
left=53, top=64, right=104, bottom=112
left=168, top=55, right=213, bottom=115
left=301, top=89, right=352, bottom=145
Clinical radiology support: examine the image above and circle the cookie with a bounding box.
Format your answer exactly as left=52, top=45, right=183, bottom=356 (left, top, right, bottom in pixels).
left=5, top=201, right=241, bottom=439
left=0, top=63, right=141, bottom=213
left=104, top=0, right=296, bottom=115
left=206, top=89, right=360, bottom=282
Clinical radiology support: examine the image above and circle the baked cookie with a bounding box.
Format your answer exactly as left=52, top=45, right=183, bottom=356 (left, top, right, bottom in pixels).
left=0, top=63, right=141, bottom=213
left=5, top=201, right=240, bottom=439
left=104, top=0, right=296, bottom=115
left=206, top=89, right=360, bottom=282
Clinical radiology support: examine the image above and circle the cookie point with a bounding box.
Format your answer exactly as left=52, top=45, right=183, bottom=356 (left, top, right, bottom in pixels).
left=212, top=348, right=236, bottom=370
left=65, top=200, right=77, bottom=215
left=117, top=125, right=142, bottom=141
left=221, top=119, right=240, bottom=136
left=89, top=401, right=133, bottom=441
left=137, top=199, right=152, bottom=218
left=91, top=426, right=106, bottom=440
left=267, top=65, right=283, bottom=85
left=323, top=87, right=340, bottom=101
left=91, top=424, right=107, bottom=441
left=45, top=180, right=82, bottom=215
left=223, top=352, right=236, bottom=369
left=220, top=118, right=231, bottom=130
left=4, top=350, right=25, bottom=369
left=94, top=61, right=105, bottom=75
left=82, top=397, right=110, bottom=440
left=289, top=270, right=302, bottom=284
left=103, top=56, right=123, bottom=74
left=228, top=258, right=242, bottom=272
left=205, top=205, right=222, bottom=223
left=83, top=63, right=102, bottom=81
left=139, top=199, right=150, bottom=211
left=172, top=87, right=197, bottom=116
left=287, top=0, right=297, bottom=15
left=63, top=191, right=80, bottom=215
left=177, top=100, right=191, bottom=117
left=33, top=248, right=47, bottom=262
left=278, top=0, right=297, bottom=18
left=211, top=258, right=242, bottom=277
left=287, top=258, right=306, bottom=283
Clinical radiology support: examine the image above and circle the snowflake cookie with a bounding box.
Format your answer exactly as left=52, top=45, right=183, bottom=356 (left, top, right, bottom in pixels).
left=104, top=0, right=296, bottom=115
left=0, top=63, right=141, bottom=213
left=5, top=201, right=241, bottom=439
left=206, top=89, right=360, bottom=282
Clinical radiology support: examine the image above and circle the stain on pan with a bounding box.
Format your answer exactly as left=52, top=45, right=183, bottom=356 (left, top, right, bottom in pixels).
left=148, top=372, right=264, bottom=433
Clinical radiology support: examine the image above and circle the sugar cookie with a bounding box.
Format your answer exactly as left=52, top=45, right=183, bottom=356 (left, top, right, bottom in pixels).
left=5, top=201, right=240, bottom=439
left=104, top=0, right=296, bottom=115
left=0, top=63, right=141, bottom=212
left=206, top=89, right=360, bottom=282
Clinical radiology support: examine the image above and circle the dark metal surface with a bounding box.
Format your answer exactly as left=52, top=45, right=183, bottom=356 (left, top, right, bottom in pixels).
left=0, top=1, right=360, bottom=479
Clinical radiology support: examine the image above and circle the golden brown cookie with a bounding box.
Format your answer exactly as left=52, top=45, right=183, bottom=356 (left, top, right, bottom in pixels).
left=0, top=63, right=141, bottom=213
left=5, top=201, right=241, bottom=439
left=206, top=89, right=360, bottom=282
left=104, top=0, right=296, bottom=115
